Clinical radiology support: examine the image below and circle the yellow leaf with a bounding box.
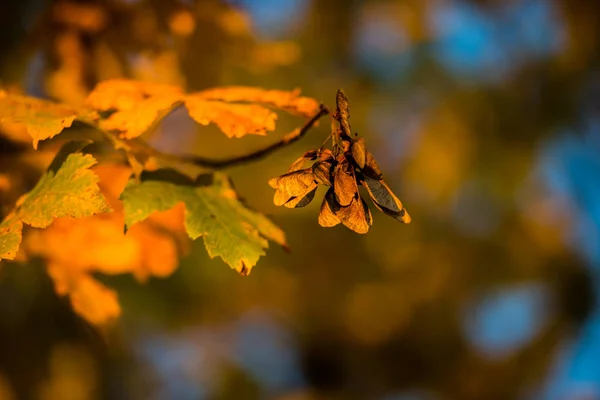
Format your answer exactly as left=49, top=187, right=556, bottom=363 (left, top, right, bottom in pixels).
left=24, top=162, right=187, bottom=325
left=25, top=163, right=185, bottom=279
left=185, top=96, right=277, bottom=138
left=86, top=79, right=184, bottom=139
left=0, top=91, right=86, bottom=149
left=197, top=86, right=320, bottom=118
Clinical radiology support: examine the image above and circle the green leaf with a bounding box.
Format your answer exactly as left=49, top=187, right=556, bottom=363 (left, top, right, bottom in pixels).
left=19, top=153, right=111, bottom=228
left=0, top=91, right=95, bottom=149
left=0, top=216, right=22, bottom=260
left=121, top=171, right=287, bottom=275
left=0, top=146, right=111, bottom=260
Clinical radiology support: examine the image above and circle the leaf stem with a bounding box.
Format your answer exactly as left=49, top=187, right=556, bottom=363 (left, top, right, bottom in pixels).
left=133, top=104, right=330, bottom=170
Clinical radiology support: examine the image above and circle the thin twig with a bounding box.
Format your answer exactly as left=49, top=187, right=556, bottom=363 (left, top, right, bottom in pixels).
left=132, top=104, right=330, bottom=170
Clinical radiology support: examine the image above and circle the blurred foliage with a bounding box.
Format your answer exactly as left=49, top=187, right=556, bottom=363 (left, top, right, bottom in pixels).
left=1, top=0, right=600, bottom=399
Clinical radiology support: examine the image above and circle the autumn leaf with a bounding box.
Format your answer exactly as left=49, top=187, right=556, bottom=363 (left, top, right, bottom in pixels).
left=25, top=163, right=187, bottom=325
left=196, top=86, right=320, bottom=118
left=184, top=96, right=277, bottom=138
left=121, top=171, right=287, bottom=275
left=19, top=153, right=111, bottom=228
left=0, top=215, right=22, bottom=260
left=0, top=91, right=95, bottom=149
left=86, top=79, right=184, bottom=139
left=47, top=262, right=121, bottom=325
left=0, top=142, right=111, bottom=261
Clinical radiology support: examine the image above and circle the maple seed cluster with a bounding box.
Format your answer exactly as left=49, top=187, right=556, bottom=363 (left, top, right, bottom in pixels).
left=269, top=90, right=411, bottom=234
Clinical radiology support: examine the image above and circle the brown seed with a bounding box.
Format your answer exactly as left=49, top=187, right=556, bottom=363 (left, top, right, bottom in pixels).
left=286, top=149, right=318, bottom=172
left=362, top=151, right=383, bottom=180
left=333, top=161, right=358, bottom=206
left=312, top=160, right=332, bottom=185
left=318, top=187, right=341, bottom=227
left=361, top=175, right=410, bottom=224
left=269, top=168, right=317, bottom=206
left=336, top=89, right=352, bottom=137
left=284, top=186, right=318, bottom=208
left=336, top=196, right=370, bottom=234
left=351, top=138, right=366, bottom=169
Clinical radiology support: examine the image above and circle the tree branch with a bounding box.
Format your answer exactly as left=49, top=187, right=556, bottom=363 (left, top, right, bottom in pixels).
left=133, top=104, right=330, bottom=170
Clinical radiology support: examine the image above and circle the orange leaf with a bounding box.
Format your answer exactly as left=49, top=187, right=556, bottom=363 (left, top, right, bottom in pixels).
left=86, top=79, right=184, bottom=139
left=0, top=91, right=86, bottom=149
left=47, top=263, right=121, bottom=325
left=185, top=96, right=277, bottom=138
left=197, top=86, right=320, bottom=117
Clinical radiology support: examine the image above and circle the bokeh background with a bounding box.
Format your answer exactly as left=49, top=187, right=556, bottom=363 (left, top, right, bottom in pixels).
left=1, top=0, right=600, bottom=399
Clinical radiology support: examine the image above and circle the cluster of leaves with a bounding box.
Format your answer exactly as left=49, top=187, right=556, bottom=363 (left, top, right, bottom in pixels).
left=269, top=90, right=411, bottom=233
left=0, top=80, right=323, bottom=325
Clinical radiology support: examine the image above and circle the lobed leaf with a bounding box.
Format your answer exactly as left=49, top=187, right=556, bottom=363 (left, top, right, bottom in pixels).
left=0, top=145, right=111, bottom=261
left=86, top=79, right=184, bottom=139
left=0, top=216, right=22, bottom=260
left=197, top=86, right=320, bottom=117
left=0, top=91, right=93, bottom=149
left=121, top=171, right=287, bottom=275
left=185, top=96, right=277, bottom=138
left=19, top=153, right=112, bottom=228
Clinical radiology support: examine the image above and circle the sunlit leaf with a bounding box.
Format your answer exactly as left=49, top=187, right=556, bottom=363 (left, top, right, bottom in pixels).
left=0, top=144, right=111, bottom=261
left=48, top=263, right=120, bottom=325
left=121, top=172, right=287, bottom=275
left=185, top=96, right=277, bottom=138
left=0, top=215, right=22, bottom=260
left=19, top=153, right=111, bottom=228
left=86, top=79, right=184, bottom=139
left=197, top=86, right=320, bottom=118
left=0, top=91, right=92, bottom=149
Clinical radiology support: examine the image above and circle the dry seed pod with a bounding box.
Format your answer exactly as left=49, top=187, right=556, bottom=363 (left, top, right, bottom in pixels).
left=361, top=175, right=410, bottom=224
left=269, top=169, right=317, bottom=206
left=270, top=88, right=411, bottom=234
left=318, top=188, right=342, bottom=227
left=351, top=138, right=366, bottom=169
left=284, top=187, right=317, bottom=208
left=336, top=196, right=371, bottom=234
left=333, top=160, right=358, bottom=206
left=336, top=90, right=352, bottom=137
left=362, top=151, right=383, bottom=180
left=312, top=160, right=333, bottom=185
